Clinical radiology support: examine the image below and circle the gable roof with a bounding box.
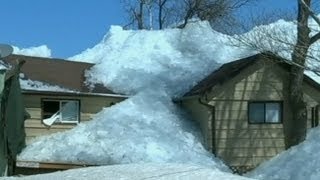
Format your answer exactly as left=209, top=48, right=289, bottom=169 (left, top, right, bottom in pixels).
left=3, top=54, right=116, bottom=94
left=184, top=53, right=320, bottom=97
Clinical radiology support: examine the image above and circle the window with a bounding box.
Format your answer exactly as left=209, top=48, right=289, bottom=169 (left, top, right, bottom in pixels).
left=248, top=102, right=282, bottom=123
left=42, top=99, right=80, bottom=125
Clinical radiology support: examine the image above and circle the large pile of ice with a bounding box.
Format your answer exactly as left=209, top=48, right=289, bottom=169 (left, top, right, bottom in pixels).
left=246, top=127, right=320, bottom=180
left=18, top=16, right=320, bottom=175
left=70, top=19, right=320, bottom=95
left=3, top=163, right=253, bottom=180
left=19, top=21, right=254, bottom=171
left=69, top=21, right=254, bottom=97
left=19, top=89, right=228, bottom=171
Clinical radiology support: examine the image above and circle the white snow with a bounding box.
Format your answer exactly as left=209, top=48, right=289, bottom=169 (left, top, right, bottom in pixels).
left=0, top=44, right=51, bottom=74
left=69, top=21, right=254, bottom=97
left=16, top=15, right=320, bottom=179
left=19, top=73, right=74, bottom=92
left=20, top=21, right=253, bottom=172
left=13, top=45, right=51, bottom=58
left=246, top=127, right=320, bottom=180
left=4, top=163, right=253, bottom=180
left=18, top=89, right=228, bottom=171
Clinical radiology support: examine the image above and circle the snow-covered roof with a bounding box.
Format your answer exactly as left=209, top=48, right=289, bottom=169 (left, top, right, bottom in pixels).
left=3, top=54, right=119, bottom=95
left=184, top=53, right=320, bottom=97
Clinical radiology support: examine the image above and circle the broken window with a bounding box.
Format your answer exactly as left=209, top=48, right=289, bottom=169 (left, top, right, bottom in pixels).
left=42, top=99, right=80, bottom=126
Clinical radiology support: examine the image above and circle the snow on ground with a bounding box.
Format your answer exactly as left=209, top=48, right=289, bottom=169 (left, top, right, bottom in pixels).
left=18, top=89, right=228, bottom=171
left=4, top=163, right=253, bottom=180
left=246, top=127, right=320, bottom=180
left=13, top=45, right=51, bottom=58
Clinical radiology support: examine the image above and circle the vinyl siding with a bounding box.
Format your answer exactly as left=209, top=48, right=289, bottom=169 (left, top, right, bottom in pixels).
left=23, top=93, right=125, bottom=144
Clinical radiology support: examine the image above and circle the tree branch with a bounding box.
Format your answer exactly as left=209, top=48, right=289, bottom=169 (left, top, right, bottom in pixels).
left=310, top=31, right=320, bottom=44
left=299, top=0, right=320, bottom=26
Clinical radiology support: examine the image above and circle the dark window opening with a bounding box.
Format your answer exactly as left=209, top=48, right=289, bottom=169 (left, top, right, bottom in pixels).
left=42, top=99, right=80, bottom=125
left=43, top=101, right=59, bottom=119
left=248, top=101, right=282, bottom=124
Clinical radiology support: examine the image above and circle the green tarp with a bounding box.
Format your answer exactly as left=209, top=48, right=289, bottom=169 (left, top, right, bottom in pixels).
left=0, top=71, right=7, bottom=176
left=0, top=65, right=26, bottom=176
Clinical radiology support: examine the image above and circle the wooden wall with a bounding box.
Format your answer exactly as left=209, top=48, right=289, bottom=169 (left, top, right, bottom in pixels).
left=23, top=93, right=125, bottom=144
left=181, top=59, right=320, bottom=172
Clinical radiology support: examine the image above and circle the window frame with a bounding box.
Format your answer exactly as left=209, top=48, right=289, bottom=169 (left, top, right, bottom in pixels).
left=41, top=98, right=81, bottom=125
left=248, top=101, right=283, bottom=124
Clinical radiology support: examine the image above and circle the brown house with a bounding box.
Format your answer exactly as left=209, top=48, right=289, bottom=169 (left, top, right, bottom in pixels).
left=4, top=55, right=127, bottom=145
left=180, top=53, right=320, bottom=173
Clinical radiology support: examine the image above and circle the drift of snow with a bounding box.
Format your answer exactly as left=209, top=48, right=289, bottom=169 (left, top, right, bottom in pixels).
left=18, top=89, right=228, bottom=171
left=246, top=127, right=320, bottom=180
left=69, top=19, right=320, bottom=97
left=19, top=21, right=237, bottom=172
left=4, top=163, right=254, bottom=180
left=231, top=18, right=320, bottom=83
left=19, top=16, right=320, bottom=176
left=13, top=45, right=51, bottom=57
left=19, top=79, right=73, bottom=92
left=69, top=21, right=254, bottom=97
left=18, top=73, right=74, bottom=92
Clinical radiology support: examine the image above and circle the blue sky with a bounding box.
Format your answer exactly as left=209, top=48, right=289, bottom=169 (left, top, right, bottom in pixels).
left=0, top=0, right=297, bottom=58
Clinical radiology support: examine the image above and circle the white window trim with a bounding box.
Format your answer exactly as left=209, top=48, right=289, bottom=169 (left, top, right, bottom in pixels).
left=42, top=99, right=80, bottom=126
left=58, top=100, right=80, bottom=124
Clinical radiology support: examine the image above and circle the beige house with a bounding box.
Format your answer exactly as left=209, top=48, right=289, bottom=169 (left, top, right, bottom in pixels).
left=180, top=53, right=320, bottom=173
left=4, top=55, right=127, bottom=145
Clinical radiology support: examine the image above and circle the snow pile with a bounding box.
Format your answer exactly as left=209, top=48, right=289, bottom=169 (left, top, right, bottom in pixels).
left=19, top=73, right=74, bottom=92
left=70, top=19, right=320, bottom=96
left=20, top=79, right=73, bottom=92
left=19, top=89, right=228, bottom=171
left=231, top=18, right=320, bottom=83
left=20, top=21, right=252, bottom=171
left=19, top=17, right=320, bottom=175
left=246, top=127, right=320, bottom=180
left=3, top=163, right=253, bottom=180
left=13, top=45, right=51, bottom=57
left=69, top=21, right=254, bottom=97
left=232, top=17, right=320, bottom=64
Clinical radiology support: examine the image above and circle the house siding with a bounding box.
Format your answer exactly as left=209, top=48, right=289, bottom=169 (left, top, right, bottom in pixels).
left=182, top=59, right=320, bottom=172
left=23, top=94, right=125, bottom=144
left=181, top=98, right=214, bottom=151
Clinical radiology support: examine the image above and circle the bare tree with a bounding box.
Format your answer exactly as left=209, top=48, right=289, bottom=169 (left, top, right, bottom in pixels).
left=122, top=0, right=153, bottom=29
left=287, top=0, right=320, bottom=147
left=121, top=0, right=253, bottom=30
left=232, top=0, right=320, bottom=148
left=157, top=0, right=168, bottom=29
left=178, top=0, right=253, bottom=29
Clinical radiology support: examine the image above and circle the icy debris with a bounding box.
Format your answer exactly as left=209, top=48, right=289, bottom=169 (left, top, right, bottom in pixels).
left=70, top=19, right=320, bottom=97
left=3, top=163, right=254, bottom=180
left=69, top=21, right=254, bottom=97
left=246, top=127, right=320, bottom=180
left=19, top=16, right=320, bottom=176
left=18, top=89, right=229, bottom=171
left=13, top=45, right=51, bottom=57
left=19, top=74, right=74, bottom=92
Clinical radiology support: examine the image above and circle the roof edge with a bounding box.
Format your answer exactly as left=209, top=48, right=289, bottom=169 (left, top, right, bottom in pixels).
left=22, top=90, right=129, bottom=98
